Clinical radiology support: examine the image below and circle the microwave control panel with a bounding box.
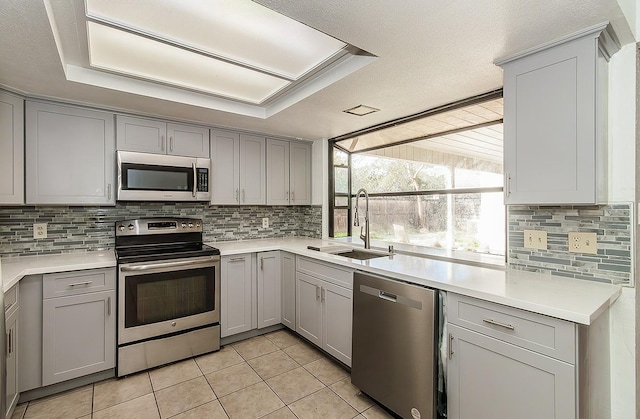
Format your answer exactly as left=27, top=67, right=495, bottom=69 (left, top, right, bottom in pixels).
left=197, top=168, right=209, bottom=192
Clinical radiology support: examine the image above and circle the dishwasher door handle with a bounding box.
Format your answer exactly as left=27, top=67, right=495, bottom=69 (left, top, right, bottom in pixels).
left=378, top=291, right=397, bottom=303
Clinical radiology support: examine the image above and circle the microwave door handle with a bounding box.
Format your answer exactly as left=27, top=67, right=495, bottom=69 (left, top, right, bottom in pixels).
left=192, top=163, right=197, bottom=198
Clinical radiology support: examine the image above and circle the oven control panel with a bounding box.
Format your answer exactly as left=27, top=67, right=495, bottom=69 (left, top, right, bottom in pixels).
left=116, top=218, right=203, bottom=236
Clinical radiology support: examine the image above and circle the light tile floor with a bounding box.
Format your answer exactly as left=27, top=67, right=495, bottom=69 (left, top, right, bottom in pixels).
left=11, top=330, right=396, bottom=419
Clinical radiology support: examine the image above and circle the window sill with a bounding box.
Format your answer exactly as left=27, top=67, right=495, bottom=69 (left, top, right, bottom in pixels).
left=332, top=237, right=505, bottom=270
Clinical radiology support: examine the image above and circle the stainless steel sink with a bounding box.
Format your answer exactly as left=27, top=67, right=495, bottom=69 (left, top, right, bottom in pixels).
left=332, top=249, right=390, bottom=260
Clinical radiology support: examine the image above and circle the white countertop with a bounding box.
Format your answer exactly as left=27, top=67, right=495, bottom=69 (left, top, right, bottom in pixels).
left=1, top=251, right=116, bottom=292
left=0, top=238, right=621, bottom=325
left=209, top=237, right=622, bottom=325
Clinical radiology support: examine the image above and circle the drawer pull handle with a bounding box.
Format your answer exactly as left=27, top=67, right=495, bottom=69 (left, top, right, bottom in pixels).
left=68, top=281, right=93, bottom=287
left=229, top=257, right=245, bottom=262
left=483, top=318, right=515, bottom=330
left=448, top=333, right=454, bottom=359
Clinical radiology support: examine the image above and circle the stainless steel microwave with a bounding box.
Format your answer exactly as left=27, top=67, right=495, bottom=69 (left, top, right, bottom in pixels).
left=117, top=151, right=211, bottom=201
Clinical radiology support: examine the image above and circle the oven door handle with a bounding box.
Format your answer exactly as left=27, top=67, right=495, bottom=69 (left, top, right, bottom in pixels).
left=120, top=256, right=217, bottom=272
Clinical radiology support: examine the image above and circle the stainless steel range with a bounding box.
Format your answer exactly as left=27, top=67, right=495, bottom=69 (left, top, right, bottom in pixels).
left=115, top=218, right=220, bottom=377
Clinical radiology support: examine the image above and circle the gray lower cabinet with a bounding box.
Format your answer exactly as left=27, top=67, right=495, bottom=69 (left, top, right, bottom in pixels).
left=447, top=324, right=575, bottom=419
left=280, top=252, right=296, bottom=330
left=220, top=254, right=256, bottom=338
left=257, top=251, right=281, bottom=329
left=295, top=256, right=353, bottom=366
left=42, top=269, right=116, bottom=386
left=446, top=292, right=609, bottom=419
left=5, top=284, right=19, bottom=418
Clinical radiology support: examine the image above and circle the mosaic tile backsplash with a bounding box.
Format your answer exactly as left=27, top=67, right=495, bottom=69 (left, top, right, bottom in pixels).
left=508, top=203, right=633, bottom=285
left=0, top=203, right=322, bottom=257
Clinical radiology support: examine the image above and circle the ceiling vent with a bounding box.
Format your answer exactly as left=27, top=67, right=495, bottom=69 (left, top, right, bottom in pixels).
left=343, top=105, right=380, bottom=116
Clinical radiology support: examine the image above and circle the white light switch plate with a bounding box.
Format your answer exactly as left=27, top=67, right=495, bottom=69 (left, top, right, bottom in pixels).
left=568, top=232, right=597, bottom=254
left=524, top=229, right=547, bottom=250
left=33, top=223, right=47, bottom=239
left=262, top=218, right=269, bottom=228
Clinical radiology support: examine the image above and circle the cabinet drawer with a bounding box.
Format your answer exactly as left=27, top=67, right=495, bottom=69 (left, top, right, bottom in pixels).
left=447, top=293, right=575, bottom=364
left=296, top=256, right=353, bottom=289
left=4, top=284, right=18, bottom=315
left=43, top=268, right=116, bottom=299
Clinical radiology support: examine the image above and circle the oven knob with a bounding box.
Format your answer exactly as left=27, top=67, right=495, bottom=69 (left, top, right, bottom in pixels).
left=118, top=225, right=125, bottom=232
left=128, top=224, right=134, bottom=230
left=196, top=223, right=201, bottom=228
left=188, top=222, right=193, bottom=228
left=171, top=321, right=176, bottom=327
left=181, top=222, right=186, bottom=228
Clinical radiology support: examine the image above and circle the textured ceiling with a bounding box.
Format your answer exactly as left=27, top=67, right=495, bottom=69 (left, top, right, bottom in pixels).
left=0, top=0, right=633, bottom=141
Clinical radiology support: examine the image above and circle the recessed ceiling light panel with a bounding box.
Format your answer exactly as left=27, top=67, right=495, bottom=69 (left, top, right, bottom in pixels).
left=344, top=105, right=380, bottom=116
left=87, top=22, right=289, bottom=103
left=85, top=0, right=347, bottom=80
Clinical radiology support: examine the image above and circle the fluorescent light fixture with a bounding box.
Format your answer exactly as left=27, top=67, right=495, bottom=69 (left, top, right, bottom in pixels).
left=87, top=22, right=289, bottom=103
left=43, top=0, right=377, bottom=117
left=344, top=105, right=380, bottom=116
left=85, top=0, right=347, bottom=81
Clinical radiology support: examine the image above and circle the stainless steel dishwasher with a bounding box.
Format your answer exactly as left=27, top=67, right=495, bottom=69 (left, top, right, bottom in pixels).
left=352, top=271, right=438, bottom=419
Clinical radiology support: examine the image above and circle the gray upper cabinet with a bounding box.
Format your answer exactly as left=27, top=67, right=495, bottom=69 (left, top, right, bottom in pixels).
left=266, top=139, right=311, bottom=205
left=211, top=129, right=241, bottom=205
left=166, top=122, right=210, bottom=158
left=497, top=24, right=619, bottom=205
left=266, top=139, right=290, bottom=205
left=26, top=101, right=116, bottom=205
left=0, top=91, right=24, bottom=205
left=240, top=134, right=266, bottom=205
left=116, top=115, right=209, bottom=158
left=210, top=130, right=265, bottom=205
left=290, top=142, right=311, bottom=205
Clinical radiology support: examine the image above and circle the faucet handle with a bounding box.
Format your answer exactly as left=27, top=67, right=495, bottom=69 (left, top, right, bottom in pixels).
left=359, top=226, right=366, bottom=241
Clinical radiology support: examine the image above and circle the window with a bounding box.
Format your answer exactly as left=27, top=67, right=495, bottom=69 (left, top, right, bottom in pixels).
left=329, top=91, right=505, bottom=256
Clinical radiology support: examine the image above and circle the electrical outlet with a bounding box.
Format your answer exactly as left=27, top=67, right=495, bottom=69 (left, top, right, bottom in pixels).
left=33, top=223, right=47, bottom=239
left=262, top=218, right=269, bottom=228
left=568, top=232, right=597, bottom=254
left=524, top=229, right=547, bottom=250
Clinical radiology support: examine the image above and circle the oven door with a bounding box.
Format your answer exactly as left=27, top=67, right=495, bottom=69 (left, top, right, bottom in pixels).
left=118, top=255, right=220, bottom=345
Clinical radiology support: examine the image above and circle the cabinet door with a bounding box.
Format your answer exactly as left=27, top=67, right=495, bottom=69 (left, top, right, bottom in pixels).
left=290, top=142, right=311, bottom=205
left=447, top=324, right=575, bottom=419
left=6, top=306, right=18, bottom=418
left=322, top=281, right=352, bottom=366
left=167, top=123, right=209, bottom=158
left=26, top=102, right=115, bottom=205
left=210, top=130, right=240, bottom=205
left=116, top=115, right=167, bottom=154
left=221, top=254, right=255, bottom=337
left=295, top=272, right=322, bottom=347
left=239, top=134, right=266, bottom=205
left=42, top=290, right=116, bottom=386
left=257, top=251, right=282, bottom=328
left=266, top=139, right=290, bottom=205
left=0, top=91, right=24, bottom=205
left=281, top=252, right=296, bottom=330
left=502, top=35, right=599, bottom=204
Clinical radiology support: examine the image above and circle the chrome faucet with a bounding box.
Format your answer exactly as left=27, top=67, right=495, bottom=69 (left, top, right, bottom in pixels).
left=353, top=188, right=371, bottom=249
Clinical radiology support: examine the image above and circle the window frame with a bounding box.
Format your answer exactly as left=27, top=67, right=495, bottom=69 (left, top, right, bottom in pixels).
left=328, top=91, right=507, bottom=257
